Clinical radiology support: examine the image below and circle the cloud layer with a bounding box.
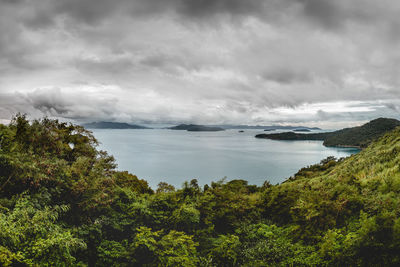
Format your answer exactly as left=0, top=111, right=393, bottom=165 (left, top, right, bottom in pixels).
left=1, top=0, right=400, bottom=127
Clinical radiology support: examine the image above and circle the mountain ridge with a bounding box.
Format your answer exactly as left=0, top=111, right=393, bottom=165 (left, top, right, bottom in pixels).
left=169, top=124, right=225, bottom=131
left=83, top=121, right=150, bottom=129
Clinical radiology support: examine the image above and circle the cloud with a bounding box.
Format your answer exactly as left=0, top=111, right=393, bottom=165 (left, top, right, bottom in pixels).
left=0, top=0, right=400, bottom=128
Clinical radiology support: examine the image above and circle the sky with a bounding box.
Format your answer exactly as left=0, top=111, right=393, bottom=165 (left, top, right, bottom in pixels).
left=1, top=0, right=400, bottom=128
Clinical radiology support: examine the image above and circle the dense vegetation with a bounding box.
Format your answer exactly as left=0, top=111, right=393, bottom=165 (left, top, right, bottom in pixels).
left=2, top=115, right=400, bottom=266
left=256, top=117, right=400, bottom=148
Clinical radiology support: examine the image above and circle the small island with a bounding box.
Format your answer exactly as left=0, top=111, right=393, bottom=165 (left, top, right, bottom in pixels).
left=83, top=121, right=150, bottom=129
left=169, top=124, right=225, bottom=132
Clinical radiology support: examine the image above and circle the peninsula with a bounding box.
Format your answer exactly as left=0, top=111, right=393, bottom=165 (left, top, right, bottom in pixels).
left=255, top=118, right=400, bottom=148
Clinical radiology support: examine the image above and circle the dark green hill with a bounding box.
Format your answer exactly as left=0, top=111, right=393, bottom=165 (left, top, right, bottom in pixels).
left=83, top=121, right=150, bottom=129
left=256, top=117, right=400, bottom=148
left=169, top=124, right=225, bottom=131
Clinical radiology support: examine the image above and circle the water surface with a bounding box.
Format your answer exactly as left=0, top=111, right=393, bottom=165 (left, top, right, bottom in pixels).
left=91, top=129, right=359, bottom=189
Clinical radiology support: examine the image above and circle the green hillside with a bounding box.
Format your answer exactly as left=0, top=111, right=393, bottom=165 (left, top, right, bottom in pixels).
left=256, top=117, right=400, bottom=148
left=1, top=115, right=400, bottom=266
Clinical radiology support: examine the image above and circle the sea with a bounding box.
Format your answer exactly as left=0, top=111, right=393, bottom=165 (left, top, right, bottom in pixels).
left=90, top=128, right=360, bottom=189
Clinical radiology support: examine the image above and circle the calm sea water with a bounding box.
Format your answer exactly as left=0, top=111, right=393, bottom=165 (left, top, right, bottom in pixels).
left=91, top=129, right=359, bottom=189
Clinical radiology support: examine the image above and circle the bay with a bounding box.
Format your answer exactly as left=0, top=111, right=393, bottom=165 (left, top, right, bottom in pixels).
left=91, top=129, right=359, bottom=189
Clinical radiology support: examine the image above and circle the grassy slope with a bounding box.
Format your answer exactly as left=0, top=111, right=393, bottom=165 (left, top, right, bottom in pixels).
left=259, top=127, right=400, bottom=265
left=266, top=126, right=400, bottom=235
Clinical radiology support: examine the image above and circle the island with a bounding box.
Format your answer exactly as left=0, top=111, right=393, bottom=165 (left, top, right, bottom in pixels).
left=255, top=118, right=400, bottom=148
left=83, top=121, right=150, bottom=129
left=293, top=128, right=311, bottom=132
left=169, top=124, right=225, bottom=132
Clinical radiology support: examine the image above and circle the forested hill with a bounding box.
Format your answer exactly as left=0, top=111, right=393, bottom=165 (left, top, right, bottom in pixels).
left=83, top=121, right=150, bottom=129
left=169, top=124, right=225, bottom=131
left=256, top=117, right=400, bottom=148
left=2, top=115, right=400, bottom=265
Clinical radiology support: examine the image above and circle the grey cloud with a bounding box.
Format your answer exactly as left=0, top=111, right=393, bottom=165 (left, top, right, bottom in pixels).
left=0, top=0, right=25, bottom=4
left=54, top=0, right=120, bottom=25
left=0, top=88, right=120, bottom=122
left=2, top=0, right=399, bottom=33
left=261, top=69, right=313, bottom=84
left=176, top=0, right=265, bottom=18
left=28, top=89, right=71, bottom=115
left=296, top=0, right=344, bottom=30
left=1, top=0, right=400, bottom=127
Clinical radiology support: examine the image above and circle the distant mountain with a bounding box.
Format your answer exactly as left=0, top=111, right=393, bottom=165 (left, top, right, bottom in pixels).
left=255, top=118, right=400, bottom=148
left=169, top=124, right=225, bottom=132
left=215, top=125, right=321, bottom=130
left=83, top=121, right=150, bottom=129
left=293, top=128, right=311, bottom=132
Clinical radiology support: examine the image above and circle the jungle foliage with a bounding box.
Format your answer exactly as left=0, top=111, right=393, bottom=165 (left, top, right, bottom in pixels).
left=1, top=115, right=400, bottom=266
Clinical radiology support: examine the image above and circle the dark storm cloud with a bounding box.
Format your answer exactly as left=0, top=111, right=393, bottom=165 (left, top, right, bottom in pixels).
left=0, top=88, right=120, bottom=122
left=3, top=0, right=399, bottom=31
left=28, top=89, right=71, bottom=115
left=1, top=0, right=265, bottom=29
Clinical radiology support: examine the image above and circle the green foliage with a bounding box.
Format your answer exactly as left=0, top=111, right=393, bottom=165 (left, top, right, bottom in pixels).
left=97, top=240, right=129, bottom=266
left=0, top=195, right=86, bottom=266
left=236, top=223, right=316, bottom=266
left=208, top=234, right=241, bottom=266
left=131, top=226, right=199, bottom=266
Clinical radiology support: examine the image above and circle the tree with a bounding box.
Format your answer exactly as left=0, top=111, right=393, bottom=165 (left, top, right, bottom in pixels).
left=0, top=195, right=86, bottom=266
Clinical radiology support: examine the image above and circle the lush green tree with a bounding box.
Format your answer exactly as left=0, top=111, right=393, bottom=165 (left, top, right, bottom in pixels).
left=131, top=226, right=199, bottom=266
left=0, top=195, right=86, bottom=266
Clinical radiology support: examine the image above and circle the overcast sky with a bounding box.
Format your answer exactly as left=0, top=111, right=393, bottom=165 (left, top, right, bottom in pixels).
left=1, top=0, right=400, bottom=128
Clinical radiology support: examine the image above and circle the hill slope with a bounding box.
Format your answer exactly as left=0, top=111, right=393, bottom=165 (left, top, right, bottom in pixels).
left=260, top=125, right=400, bottom=265
left=256, top=117, right=400, bottom=148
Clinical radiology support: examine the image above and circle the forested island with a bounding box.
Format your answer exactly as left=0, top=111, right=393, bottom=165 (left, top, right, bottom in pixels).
left=293, top=128, right=311, bottom=132
left=169, top=124, right=225, bottom=132
left=2, top=115, right=400, bottom=265
left=256, top=117, right=400, bottom=148
left=83, top=121, right=150, bottom=129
